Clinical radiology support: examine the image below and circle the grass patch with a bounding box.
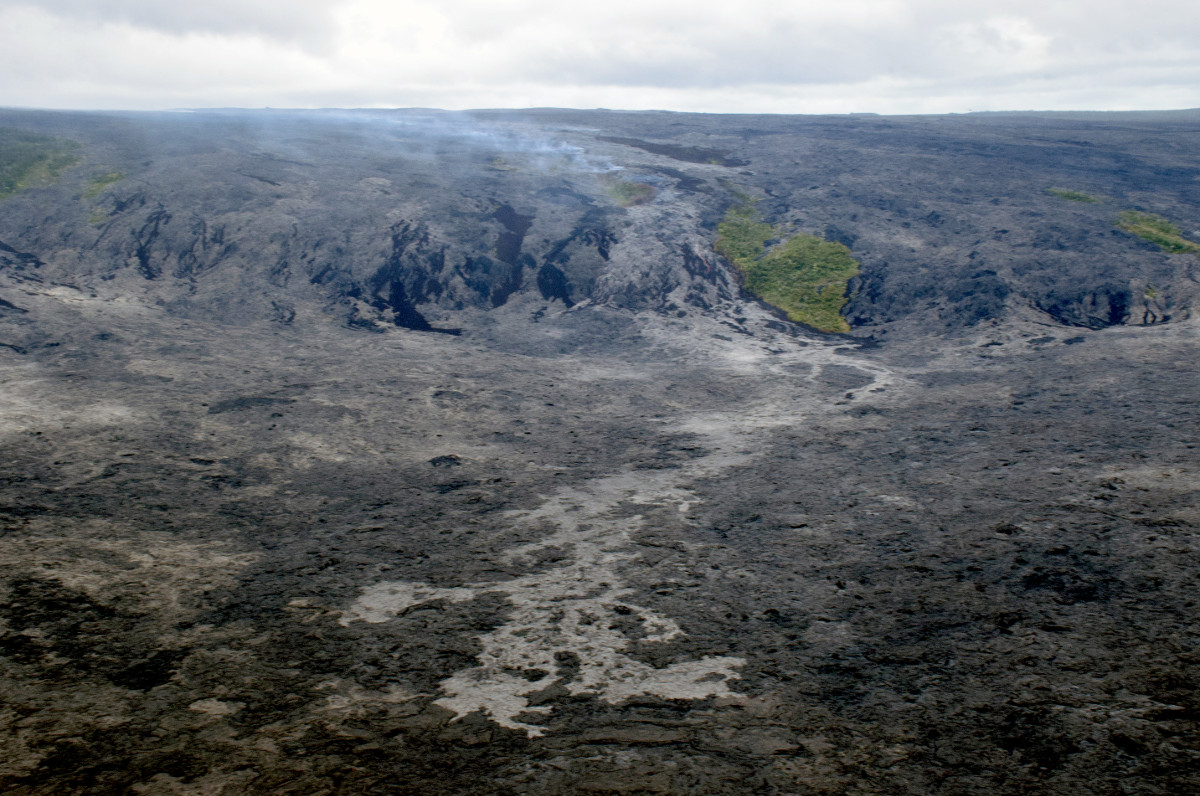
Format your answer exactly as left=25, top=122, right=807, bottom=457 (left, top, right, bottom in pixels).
left=84, top=171, right=124, bottom=198
left=0, top=127, right=80, bottom=200
left=1116, top=210, right=1200, bottom=254
left=1048, top=188, right=1099, bottom=203
left=716, top=198, right=859, bottom=333
left=609, top=180, right=655, bottom=207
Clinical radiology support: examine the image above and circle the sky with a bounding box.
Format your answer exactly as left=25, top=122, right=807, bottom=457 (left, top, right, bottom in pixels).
left=1, top=0, right=1198, bottom=114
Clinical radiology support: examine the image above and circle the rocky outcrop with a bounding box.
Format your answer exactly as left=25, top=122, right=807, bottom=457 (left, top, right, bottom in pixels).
left=0, top=108, right=1197, bottom=339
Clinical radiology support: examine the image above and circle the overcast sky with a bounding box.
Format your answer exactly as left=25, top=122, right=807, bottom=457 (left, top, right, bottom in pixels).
left=1, top=0, right=1198, bottom=113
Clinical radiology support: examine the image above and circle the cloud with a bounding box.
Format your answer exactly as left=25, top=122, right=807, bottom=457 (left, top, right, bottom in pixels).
left=0, top=4, right=336, bottom=108
left=0, top=0, right=340, bottom=46
left=0, top=0, right=1198, bottom=112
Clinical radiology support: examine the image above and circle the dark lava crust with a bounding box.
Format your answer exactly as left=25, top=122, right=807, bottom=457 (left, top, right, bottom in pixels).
left=0, top=107, right=1198, bottom=795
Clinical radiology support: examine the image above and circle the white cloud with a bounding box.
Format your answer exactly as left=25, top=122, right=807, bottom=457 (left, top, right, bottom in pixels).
left=1, top=0, right=340, bottom=46
left=0, top=5, right=337, bottom=108
left=0, top=0, right=1198, bottom=112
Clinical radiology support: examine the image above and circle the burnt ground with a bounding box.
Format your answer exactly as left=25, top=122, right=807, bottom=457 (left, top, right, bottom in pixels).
left=0, top=108, right=1198, bottom=794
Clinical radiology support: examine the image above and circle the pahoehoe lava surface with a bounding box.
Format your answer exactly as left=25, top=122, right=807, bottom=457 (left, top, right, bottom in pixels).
left=1, top=107, right=1199, bottom=794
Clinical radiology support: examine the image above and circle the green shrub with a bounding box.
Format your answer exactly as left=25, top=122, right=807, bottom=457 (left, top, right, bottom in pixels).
left=1116, top=210, right=1200, bottom=254
left=714, top=201, right=774, bottom=264
left=716, top=198, right=859, bottom=333
left=1048, top=188, right=1099, bottom=203
left=0, top=128, right=80, bottom=200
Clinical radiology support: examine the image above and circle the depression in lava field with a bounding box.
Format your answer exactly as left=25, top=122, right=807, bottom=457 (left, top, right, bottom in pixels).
left=1, top=107, right=1199, bottom=795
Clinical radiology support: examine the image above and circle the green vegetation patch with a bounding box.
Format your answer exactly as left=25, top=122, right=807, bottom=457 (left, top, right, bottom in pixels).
left=0, top=127, right=81, bottom=200
left=609, top=181, right=655, bottom=207
left=716, top=198, right=859, bottom=333
left=1048, top=188, right=1099, bottom=203
left=84, top=171, right=125, bottom=198
left=714, top=200, right=775, bottom=264
left=1116, top=210, right=1200, bottom=254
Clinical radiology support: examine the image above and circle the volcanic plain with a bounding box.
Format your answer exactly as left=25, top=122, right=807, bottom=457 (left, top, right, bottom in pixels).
left=1, top=107, right=1198, bottom=794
